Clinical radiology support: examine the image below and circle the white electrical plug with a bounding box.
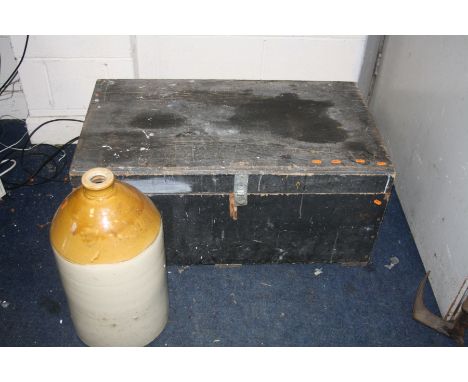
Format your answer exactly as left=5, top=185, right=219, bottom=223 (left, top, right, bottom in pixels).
left=0, top=159, right=16, bottom=198
left=0, top=178, right=5, bottom=199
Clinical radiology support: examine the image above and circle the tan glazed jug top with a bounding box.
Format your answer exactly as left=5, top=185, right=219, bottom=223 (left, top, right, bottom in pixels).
left=50, top=167, right=161, bottom=265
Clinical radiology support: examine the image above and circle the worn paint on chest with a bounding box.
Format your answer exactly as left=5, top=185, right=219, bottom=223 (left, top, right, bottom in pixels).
left=72, top=79, right=394, bottom=182
left=70, top=80, right=395, bottom=265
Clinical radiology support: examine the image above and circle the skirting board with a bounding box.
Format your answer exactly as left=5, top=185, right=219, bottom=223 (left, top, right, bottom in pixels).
left=26, top=116, right=84, bottom=144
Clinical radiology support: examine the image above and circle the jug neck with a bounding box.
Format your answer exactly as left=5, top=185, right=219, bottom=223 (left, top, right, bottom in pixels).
left=81, top=168, right=116, bottom=199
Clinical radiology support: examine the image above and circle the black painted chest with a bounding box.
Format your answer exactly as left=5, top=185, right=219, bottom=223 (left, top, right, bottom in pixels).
left=70, top=79, right=395, bottom=265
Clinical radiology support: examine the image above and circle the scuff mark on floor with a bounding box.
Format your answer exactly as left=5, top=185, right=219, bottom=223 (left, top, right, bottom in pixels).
left=178, top=265, right=190, bottom=274
left=314, top=268, right=323, bottom=276
left=384, top=256, right=400, bottom=270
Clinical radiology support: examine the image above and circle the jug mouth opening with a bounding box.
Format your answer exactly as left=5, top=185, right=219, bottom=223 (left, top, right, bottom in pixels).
left=82, top=168, right=115, bottom=192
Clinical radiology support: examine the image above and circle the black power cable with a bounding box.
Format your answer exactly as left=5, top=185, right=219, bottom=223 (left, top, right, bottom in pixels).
left=0, top=38, right=84, bottom=191
left=5, top=135, right=79, bottom=190
left=0, top=35, right=29, bottom=96
left=0, top=118, right=83, bottom=190
left=19, top=118, right=83, bottom=167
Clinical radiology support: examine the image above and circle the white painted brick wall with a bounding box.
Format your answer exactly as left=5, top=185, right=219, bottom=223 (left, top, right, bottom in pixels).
left=10, top=36, right=134, bottom=115
left=23, top=59, right=134, bottom=116
left=137, top=36, right=265, bottom=79
left=0, top=36, right=28, bottom=118
left=261, top=36, right=365, bottom=81
left=9, top=35, right=367, bottom=143
left=9, top=35, right=135, bottom=142
left=11, top=36, right=132, bottom=58
left=137, top=35, right=366, bottom=81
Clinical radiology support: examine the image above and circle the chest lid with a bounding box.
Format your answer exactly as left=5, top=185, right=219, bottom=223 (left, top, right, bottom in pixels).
left=70, top=79, right=394, bottom=195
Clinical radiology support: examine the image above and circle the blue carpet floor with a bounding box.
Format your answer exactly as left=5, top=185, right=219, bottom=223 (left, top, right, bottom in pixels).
left=0, top=120, right=455, bottom=346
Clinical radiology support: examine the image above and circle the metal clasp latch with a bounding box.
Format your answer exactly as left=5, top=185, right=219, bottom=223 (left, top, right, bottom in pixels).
left=234, top=174, right=248, bottom=206
left=229, top=174, right=249, bottom=220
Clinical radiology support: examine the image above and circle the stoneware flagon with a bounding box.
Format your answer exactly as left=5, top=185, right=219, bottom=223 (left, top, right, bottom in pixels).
left=50, top=167, right=168, bottom=346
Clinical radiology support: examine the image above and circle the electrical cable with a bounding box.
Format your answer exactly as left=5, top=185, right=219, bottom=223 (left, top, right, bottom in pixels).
left=0, top=38, right=84, bottom=191
left=0, top=80, right=21, bottom=101
left=0, top=142, right=40, bottom=151
left=0, top=35, right=29, bottom=96
left=18, top=118, right=83, bottom=170
left=0, top=159, right=16, bottom=177
left=22, top=118, right=83, bottom=146
left=0, top=131, right=28, bottom=153
left=4, top=135, right=79, bottom=190
left=0, top=118, right=83, bottom=190
left=0, top=114, right=24, bottom=121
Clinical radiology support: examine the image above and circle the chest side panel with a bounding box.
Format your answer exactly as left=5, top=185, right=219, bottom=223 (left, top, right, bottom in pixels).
left=153, top=193, right=388, bottom=265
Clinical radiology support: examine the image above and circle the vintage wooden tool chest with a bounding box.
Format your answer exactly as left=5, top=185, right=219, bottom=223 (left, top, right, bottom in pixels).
left=70, top=79, right=395, bottom=265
